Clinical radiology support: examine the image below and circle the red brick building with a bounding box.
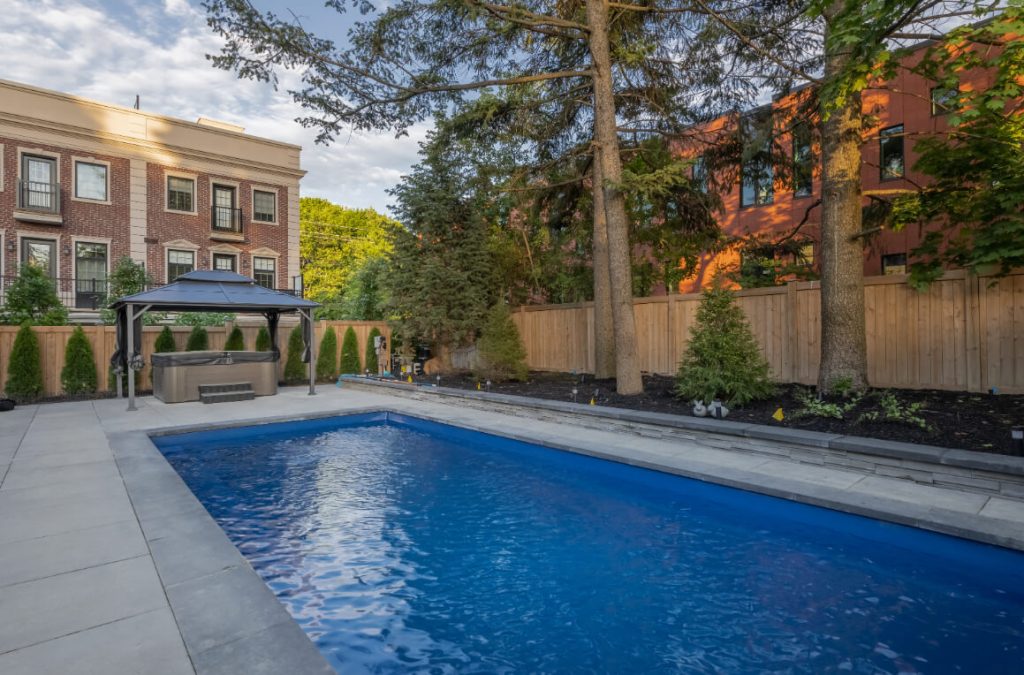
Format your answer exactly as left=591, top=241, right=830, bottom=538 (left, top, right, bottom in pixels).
left=0, top=79, right=304, bottom=318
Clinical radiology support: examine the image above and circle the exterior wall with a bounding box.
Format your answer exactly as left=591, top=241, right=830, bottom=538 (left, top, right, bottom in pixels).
left=0, top=78, right=304, bottom=310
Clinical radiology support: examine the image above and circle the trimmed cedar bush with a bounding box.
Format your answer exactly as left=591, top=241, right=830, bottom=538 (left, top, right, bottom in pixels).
left=224, top=326, right=245, bottom=351
left=61, top=326, right=98, bottom=395
left=675, top=287, right=773, bottom=406
left=364, top=327, right=382, bottom=375
left=154, top=326, right=177, bottom=353
left=5, top=322, right=43, bottom=402
left=185, top=325, right=209, bottom=351
left=284, top=326, right=306, bottom=383
left=256, top=326, right=272, bottom=351
left=475, top=303, right=528, bottom=382
left=108, top=366, right=141, bottom=392
left=316, top=327, right=338, bottom=381
left=339, top=327, right=361, bottom=374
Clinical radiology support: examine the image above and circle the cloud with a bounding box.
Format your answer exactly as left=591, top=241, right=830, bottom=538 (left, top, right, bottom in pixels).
left=0, top=0, right=423, bottom=214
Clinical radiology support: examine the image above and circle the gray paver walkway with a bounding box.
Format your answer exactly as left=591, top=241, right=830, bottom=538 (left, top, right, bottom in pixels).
left=1, top=385, right=1022, bottom=674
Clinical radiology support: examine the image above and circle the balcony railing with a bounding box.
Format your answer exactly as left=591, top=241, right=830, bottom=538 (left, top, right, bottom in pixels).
left=211, top=206, right=243, bottom=234
left=17, top=180, right=61, bottom=214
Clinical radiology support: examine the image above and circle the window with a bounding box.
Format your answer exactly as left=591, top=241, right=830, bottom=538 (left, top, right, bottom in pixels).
left=253, top=190, right=276, bottom=222
left=212, top=184, right=239, bottom=231
left=691, top=156, right=708, bottom=193
left=21, top=154, right=58, bottom=211
left=792, top=122, right=813, bottom=197
left=795, top=243, right=814, bottom=266
left=167, top=249, right=195, bottom=281
left=167, top=176, right=195, bottom=212
left=253, top=256, right=276, bottom=289
left=75, top=161, right=108, bottom=201
left=930, top=86, right=958, bottom=116
left=21, top=238, right=57, bottom=278
left=213, top=253, right=236, bottom=272
left=740, top=112, right=773, bottom=207
left=879, top=125, right=905, bottom=181
left=75, top=242, right=108, bottom=308
left=882, top=253, right=907, bottom=275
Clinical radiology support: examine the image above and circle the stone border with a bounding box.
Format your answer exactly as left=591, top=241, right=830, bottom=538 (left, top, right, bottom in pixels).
left=107, top=430, right=335, bottom=675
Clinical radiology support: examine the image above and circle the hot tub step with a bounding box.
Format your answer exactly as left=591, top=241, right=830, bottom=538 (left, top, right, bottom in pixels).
left=198, top=382, right=253, bottom=395
left=200, top=389, right=255, bottom=404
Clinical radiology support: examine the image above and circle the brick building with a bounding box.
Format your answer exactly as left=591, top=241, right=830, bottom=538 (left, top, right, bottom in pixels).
left=0, top=79, right=303, bottom=318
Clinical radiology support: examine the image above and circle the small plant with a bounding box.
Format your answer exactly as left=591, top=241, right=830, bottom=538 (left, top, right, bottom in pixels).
left=1, top=264, right=68, bottom=326
left=5, top=322, right=43, bottom=402
left=340, top=327, right=361, bottom=374
left=475, top=303, right=528, bottom=382
left=176, top=312, right=235, bottom=327
left=185, top=325, right=209, bottom=351
left=828, top=376, right=855, bottom=397
left=284, top=326, right=306, bottom=383
left=675, top=287, right=773, bottom=406
left=61, top=326, right=98, bottom=396
left=154, top=326, right=177, bottom=353
left=365, top=327, right=382, bottom=375
left=317, top=327, right=338, bottom=381
left=792, top=386, right=863, bottom=420
left=859, top=391, right=931, bottom=430
left=224, top=326, right=245, bottom=351
left=256, top=326, right=272, bottom=352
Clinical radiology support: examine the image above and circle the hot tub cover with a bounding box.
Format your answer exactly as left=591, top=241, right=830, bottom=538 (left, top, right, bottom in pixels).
left=151, top=350, right=278, bottom=367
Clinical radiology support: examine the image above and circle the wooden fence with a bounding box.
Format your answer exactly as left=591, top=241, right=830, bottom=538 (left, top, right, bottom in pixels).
left=0, top=319, right=390, bottom=398
left=512, top=270, right=1024, bottom=394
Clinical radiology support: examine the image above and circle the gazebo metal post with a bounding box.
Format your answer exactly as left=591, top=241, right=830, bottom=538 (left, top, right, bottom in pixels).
left=126, top=303, right=136, bottom=411
left=306, top=308, right=317, bottom=396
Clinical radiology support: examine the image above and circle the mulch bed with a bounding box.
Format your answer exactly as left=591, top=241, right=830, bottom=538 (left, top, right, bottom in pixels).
left=420, top=372, right=1023, bottom=456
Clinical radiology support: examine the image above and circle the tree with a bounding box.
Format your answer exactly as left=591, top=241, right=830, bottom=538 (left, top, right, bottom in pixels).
left=5, top=323, right=43, bottom=402
left=255, top=326, right=272, bottom=352
left=475, top=303, right=529, bottom=382
left=185, top=326, right=209, bottom=351
left=300, top=198, right=398, bottom=306
left=1, top=264, right=67, bottom=326
left=284, top=326, right=306, bottom=383
left=61, top=326, right=97, bottom=396
left=338, top=257, right=391, bottom=321
left=339, top=327, right=361, bottom=375
left=317, top=327, right=338, bottom=381
left=154, top=326, right=177, bottom=353
left=675, top=287, right=773, bottom=406
left=102, top=257, right=155, bottom=324
left=224, top=326, right=245, bottom=350
left=364, top=327, right=382, bottom=375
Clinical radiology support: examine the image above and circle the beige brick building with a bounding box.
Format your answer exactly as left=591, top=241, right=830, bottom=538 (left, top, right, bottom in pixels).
left=0, top=79, right=304, bottom=319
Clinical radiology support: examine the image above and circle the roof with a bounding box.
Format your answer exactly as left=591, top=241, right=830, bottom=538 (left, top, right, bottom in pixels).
left=109, top=270, right=319, bottom=313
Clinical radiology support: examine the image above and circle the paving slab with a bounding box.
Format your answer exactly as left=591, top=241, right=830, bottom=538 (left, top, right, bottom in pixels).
left=0, top=490, right=136, bottom=545
left=849, top=475, right=991, bottom=514
left=191, top=619, right=337, bottom=675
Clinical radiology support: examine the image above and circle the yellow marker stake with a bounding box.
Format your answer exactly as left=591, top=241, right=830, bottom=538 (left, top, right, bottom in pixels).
left=589, top=397, right=595, bottom=406
left=772, top=407, right=784, bottom=422
left=407, top=375, right=413, bottom=383
left=476, top=381, right=481, bottom=390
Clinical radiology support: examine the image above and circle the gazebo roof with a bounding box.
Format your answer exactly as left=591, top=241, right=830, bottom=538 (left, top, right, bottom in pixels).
left=109, top=270, right=319, bottom=313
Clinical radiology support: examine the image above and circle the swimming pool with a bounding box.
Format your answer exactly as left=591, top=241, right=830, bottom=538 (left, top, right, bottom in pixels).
left=155, top=412, right=1024, bottom=674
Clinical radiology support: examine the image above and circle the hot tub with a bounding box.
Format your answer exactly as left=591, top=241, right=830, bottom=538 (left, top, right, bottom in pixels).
left=151, top=351, right=278, bottom=403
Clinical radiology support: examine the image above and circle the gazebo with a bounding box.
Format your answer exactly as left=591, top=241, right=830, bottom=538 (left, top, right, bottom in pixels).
left=109, top=270, right=320, bottom=411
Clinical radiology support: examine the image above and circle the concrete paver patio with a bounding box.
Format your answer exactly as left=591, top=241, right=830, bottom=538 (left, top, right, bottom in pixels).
left=1, top=385, right=1022, bottom=674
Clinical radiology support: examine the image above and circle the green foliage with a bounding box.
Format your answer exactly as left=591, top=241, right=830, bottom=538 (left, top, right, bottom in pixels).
left=1, top=264, right=68, bottom=326
left=185, top=326, right=209, bottom=351
left=255, top=326, right=271, bottom=352
left=108, top=366, right=141, bottom=392
left=316, top=327, right=338, bottom=381
left=61, top=326, right=97, bottom=395
left=728, top=233, right=818, bottom=289
left=224, top=326, right=245, bottom=351
left=859, top=391, right=931, bottom=430
left=475, top=303, right=528, bottom=382
left=176, top=312, right=234, bottom=327
left=339, top=327, right=361, bottom=374
left=674, top=287, right=773, bottom=405
left=5, top=323, right=43, bottom=402
left=793, top=386, right=862, bottom=420
left=100, top=257, right=154, bottom=324
left=364, top=327, right=382, bottom=375
left=154, top=326, right=177, bottom=353
left=284, top=326, right=306, bottom=383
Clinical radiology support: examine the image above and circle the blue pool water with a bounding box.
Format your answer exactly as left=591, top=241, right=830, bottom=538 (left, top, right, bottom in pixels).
left=155, top=412, right=1024, bottom=674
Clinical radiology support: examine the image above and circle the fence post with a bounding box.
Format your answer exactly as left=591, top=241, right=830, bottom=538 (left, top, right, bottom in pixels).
left=964, top=272, right=983, bottom=392
left=93, top=324, right=106, bottom=393
left=786, top=281, right=800, bottom=384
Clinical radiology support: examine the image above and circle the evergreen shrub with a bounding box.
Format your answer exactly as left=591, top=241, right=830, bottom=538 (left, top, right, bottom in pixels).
left=475, top=303, right=528, bottom=382
left=224, top=326, right=245, bottom=351
left=340, top=327, right=361, bottom=374
left=5, top=322, right=43, bottom=402
left=61, top=326, right=97, bottom=395
left=185, top=325, right=209, bottom=351
left=256, top=326, right=272, bottom=351
left=284, top=326, right=306, bottom=383
left=154, top=326, right=177, bottom=353
left=316, top=327, right=338, bottom=381
left=364, top=327, right=382, bottom=375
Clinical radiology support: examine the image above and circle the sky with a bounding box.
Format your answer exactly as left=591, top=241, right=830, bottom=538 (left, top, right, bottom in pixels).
left=0, top=0, right=427, bottom=215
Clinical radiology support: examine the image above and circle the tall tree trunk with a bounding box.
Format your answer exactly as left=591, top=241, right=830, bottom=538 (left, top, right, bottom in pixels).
left=586, top=0, right=643, bottom=395
left=591, top=143, right=615, bottom=379
left=818, top=7, right=869, bottom=392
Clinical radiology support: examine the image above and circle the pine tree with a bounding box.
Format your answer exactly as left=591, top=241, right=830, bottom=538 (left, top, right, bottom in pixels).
left=256, top=326, right=271, bottom=351
left=316, top=327, right=338, bottom=381
left=364, top=327, right=382, bottom=375
left=284, top=326, right=306, bottom=383
left=61, top=326, right=97, bottom=395
left=475, top=303, right=528, bottom=382
left=224, top=326, right=245, bottom=350
left=339, top=327, right=361, bottom=374
left=5, top=323, right=43, bottom=402
left=154, top=326, right=177, bottom=353
left=185, top=325, right=209, bottom=351
left=675, top=287, right=773, bottom=406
